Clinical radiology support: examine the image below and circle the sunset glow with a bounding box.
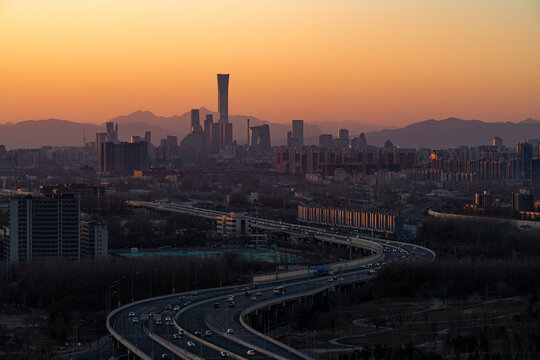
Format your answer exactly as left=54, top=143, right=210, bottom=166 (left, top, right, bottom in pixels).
left=1, top=0, right=539, bottom=125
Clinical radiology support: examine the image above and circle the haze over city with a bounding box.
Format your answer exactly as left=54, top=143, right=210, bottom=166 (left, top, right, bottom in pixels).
left=1, top=0, right=539, bottom=126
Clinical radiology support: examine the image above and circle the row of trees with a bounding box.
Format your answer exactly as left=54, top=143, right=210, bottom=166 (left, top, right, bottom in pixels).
left=417, top=217, right=540, bottom=259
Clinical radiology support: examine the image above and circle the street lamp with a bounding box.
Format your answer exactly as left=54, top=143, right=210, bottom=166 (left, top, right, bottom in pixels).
left=131, top=271, right=140, bottom=303
left=71, top=320, right=83, bottom=358
left=149, top=268, right=157, bottom=297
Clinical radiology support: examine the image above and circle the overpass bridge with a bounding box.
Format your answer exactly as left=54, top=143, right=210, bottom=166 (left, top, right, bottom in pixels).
left=108, top=201, right=435, bottom=359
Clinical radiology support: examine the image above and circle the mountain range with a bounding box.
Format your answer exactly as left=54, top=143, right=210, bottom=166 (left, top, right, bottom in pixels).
left=0, top=111, right=538, bottom=149
left=364, top=118, right=540, bottom=148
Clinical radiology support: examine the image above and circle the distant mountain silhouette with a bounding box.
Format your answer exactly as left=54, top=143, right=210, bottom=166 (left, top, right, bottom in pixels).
left=0, top=119, right=175, bottom=149
left=365, top=118, right=540, bottom=148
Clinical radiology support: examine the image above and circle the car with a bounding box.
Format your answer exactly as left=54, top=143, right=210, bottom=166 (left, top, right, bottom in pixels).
left=178, top=295, right=186, bottom=300
left=166, top=320, right=173, bottom=326
left=255, top=292, right=262, bottom=296
left=165, top=316, right=172, bottom=321
left=173, top=333, right=180, bottom=339
left=155, top=318, right=162, bottom=325
left=166, top=304, right=172, bottom=310
left=250, top=297, right=257, bottom=302
left=194, top=331, right=201, bottom=337
left=205, top=330, right=212, bottom=337
left=228, top=301, right=235, bottom=308
left=132, top=317, right=139, bottom=323
left=242, top=287, right=249, bottom=291
left=173, top=306, right=180, bottom=311
left=247, top=350, right=255, bottom=356
left=161, top=354, right=168, bottom=359
left=244, top=291, right=251, bottom=296
left=191, top=291, right=199, bottom=296
left=328, top=278, right=334, bottom=282
left=227, top=328, right=234, bottom=334
left=184, top=301, right=191, bottom=307
left=187, top=341, right=195, bottom=347
left=178, top=329, right=185, bottom=336
left=227, top=295, right=235, bottom=301
left=149, top=312, right=155, bottom=318
left=220, top=351, right=229, bottom=357
left=128, top=312, right=135, bottom=317
left=214, top=302, right=220, bottom=308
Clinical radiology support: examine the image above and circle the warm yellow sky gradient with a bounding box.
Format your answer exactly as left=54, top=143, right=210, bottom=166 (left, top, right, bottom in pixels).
left=1, top=0, right=539, bottom=126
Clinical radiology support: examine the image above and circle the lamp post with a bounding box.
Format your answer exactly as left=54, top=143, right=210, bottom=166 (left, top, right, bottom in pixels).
left=149, top=268, right=157, bottom=297
left=71, top=320, right=83, bottom=358
left=131, top=271, right=140, bottom=303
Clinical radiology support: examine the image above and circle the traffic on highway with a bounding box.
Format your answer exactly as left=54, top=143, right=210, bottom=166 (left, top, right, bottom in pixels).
left=109, top=201, right=435, bottom=359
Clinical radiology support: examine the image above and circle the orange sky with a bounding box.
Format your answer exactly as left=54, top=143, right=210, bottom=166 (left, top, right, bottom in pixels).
left=1, top=0, right=539, bottom=126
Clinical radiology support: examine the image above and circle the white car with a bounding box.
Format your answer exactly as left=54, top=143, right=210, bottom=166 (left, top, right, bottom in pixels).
left=155, top=319, right=162, bottom=325
left=247, top=350, right=255, bottom=356
left=187, top=341, right=195, bottom=347
left=227, top=328, right=234, bottom=334
left=132, top=317, right=139, bottom=323
left=128, top=312, right=135, bottom=317
left=173, top=306, right=180, bottom=311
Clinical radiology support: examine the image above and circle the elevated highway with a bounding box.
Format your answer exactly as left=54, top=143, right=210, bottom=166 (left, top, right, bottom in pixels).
left=108, top=201, right=434, bottom=359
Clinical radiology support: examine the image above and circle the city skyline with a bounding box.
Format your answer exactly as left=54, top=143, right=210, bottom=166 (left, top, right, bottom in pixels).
left=1, top=1, right=539, bottom=126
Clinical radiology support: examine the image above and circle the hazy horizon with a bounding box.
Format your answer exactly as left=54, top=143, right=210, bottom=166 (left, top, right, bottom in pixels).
left=1, top=0, right=539, bottom=127
left=0, top=107, right=538, bottom=128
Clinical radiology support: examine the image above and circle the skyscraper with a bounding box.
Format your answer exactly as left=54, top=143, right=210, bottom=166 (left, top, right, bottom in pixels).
left=248, top=124, right=271, bottom=152
left=191, top=109, right=201, bottom=133
left=336, top=129, right=350, bottom=147
left=492, top=136, right=503, bottom=147
left=217, top=74, right=232, bottom=148
left=217, top=74, right=229, bottom=124
left=292, top=120, right=304, bottom=145
left=287, top=120, right=304, bottom=147
left=319, top=134, right=333, bottom=147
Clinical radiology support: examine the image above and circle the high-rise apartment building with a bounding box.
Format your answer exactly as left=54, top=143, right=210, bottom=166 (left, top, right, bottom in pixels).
left=531, top=159, right=540, bottom=186
left=6, top=194, right=80, bottom=263
left=512, top=189, right=535, bottom=212
left=81, top=221, right=108, bottom=259
left=492, top=136, right=503, bottom=147
left=517, top=143, right=533, bottom=179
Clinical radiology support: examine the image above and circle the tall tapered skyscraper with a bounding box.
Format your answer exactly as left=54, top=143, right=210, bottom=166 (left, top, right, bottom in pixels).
left=217, top=74, right=229, bottom=124
left=217, top=74, right=232, bottom=148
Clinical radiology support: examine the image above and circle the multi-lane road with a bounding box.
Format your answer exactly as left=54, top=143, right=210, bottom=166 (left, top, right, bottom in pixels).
left=108, top=202, right=435, bottom=359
